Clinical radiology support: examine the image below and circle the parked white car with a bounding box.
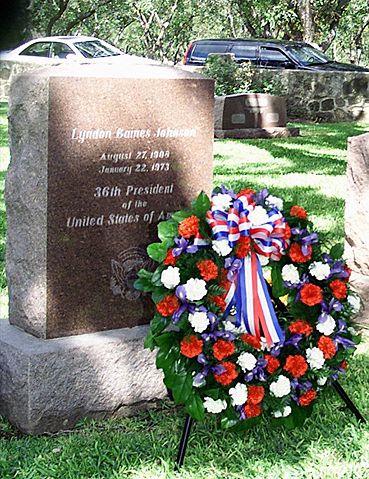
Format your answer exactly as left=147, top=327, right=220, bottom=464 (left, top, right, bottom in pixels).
left=0, top=36, right=156, bottom=65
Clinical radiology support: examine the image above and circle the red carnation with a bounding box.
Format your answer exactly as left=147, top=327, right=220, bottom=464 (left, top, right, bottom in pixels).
left=213, top=340, right=235, bottom=361
left=289, top=242, right=312, bottom=263
left=247, top=385, right=265, bottom=405
left=299, top=388, right=317, bottom=406
left=343, top=266, right=351, bottom=282
left=288, top=319, right=313, bottom=336
left=318, top=336, right=337, bottom=359
left=265, top=354, right=280, bottom=374
left=197, top=259, right=218, bottom=281
left=235, top=236, right=251, bottom=259
left=237, top=188, right=255, bottom=201
left=163, top=248, right=177, bottom=266
left=329, top=279, right=348, bottom=300
left=214, top=361, right=238, bottom=386
left=156, top=294, right=180, bottom=317
left=178, top=215, right=199, bottom=239
left=244, top=403, right=262, bottom=418
left=300, top=283, right=323, bottom=306
left=340, top=360, right=348, bottom=370
left=180, top=335, right=203, bottom=358
left=284, top=223, right=292, bottom=240
left=284, top=355, right=308, bottom=378
left=241, top=333, right=261, bottom=349
left=211, top=295, right=226, bottom=311
left=290, top=205, right=308, bottom=220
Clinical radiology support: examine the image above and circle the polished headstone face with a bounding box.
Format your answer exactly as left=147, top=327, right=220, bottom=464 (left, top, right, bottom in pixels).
left=6, top=64, right=214, bottom=338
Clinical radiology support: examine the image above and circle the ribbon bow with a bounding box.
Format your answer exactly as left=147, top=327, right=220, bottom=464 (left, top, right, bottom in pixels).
left=207, top=194, right=287, bottom=346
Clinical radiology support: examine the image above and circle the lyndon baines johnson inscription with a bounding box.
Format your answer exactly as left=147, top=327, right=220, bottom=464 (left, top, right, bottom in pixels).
left=46, top=71, right=213, bottom=338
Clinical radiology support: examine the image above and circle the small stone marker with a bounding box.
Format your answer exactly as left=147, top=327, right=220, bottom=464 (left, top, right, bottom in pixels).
left=345, top=132, right=369, bottom=325
left=0, top=63, right=214, bottom=433
left=6, top=63, right=214, bottom=339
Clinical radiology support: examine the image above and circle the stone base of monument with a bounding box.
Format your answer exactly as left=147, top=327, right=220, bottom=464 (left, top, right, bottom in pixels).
left=214, top=127, right=300, bottom=139
left=0, top=321, right=166, bottom=434
left=350, top=272, right=369, bottom=327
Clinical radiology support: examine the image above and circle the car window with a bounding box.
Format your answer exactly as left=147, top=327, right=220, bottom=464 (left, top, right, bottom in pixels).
left=191, top=43, right=229, bottom=61
left=286, top=45, right=330, bottom=65
left=19, top=42, right=52, bottom=58
left=51, top=42, right=74, bottom=59
left=73, top=40, right=121, bottom=58
left=230, top=44, right=257, bottom=61
left=260, top=47, right=289, bottom=62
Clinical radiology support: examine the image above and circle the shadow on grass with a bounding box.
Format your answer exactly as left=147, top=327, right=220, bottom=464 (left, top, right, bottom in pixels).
left=1, top=353, right=368, bottom=479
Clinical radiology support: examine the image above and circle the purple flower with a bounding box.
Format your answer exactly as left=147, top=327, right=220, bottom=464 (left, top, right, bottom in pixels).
left=285, top=333, right=303, bottom=348
left=172, top=237, right=198, bottom=257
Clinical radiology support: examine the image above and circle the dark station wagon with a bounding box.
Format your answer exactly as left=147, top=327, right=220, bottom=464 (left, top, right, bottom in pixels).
left=183, top=38, right=369, bottom=72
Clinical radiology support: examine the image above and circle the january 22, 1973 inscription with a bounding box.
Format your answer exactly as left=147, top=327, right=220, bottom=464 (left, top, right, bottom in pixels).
left=46, top=74, right=213, bottom=337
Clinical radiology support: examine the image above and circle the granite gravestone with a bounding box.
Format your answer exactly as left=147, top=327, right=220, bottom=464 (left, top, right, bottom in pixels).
left=345, top=132, right=369, bottom=325
left=6, top=64, right=214, bottom=339
left=0, top=63, right=214, bottom=433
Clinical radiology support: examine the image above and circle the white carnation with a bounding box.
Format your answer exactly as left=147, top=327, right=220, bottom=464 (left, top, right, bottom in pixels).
left=273, top=405, right=292, bottom=418
left=224, top=320, right=246, bottom=334
left=282, top=264, right=300, bottom=284
left=188, top=311, right=209, bottom=333
left=265, top=194, right=284, bottom=211
left=212, top=240, right=232, bottom=257
left=306, top=347, right=325, bottom=370
left=160, top=266, right=180, bottom=289
left=203, top=397, right=227, bottom=414
left=317, top=377, right=328, bottom=386
left=348, top=294, right=361, bottom=314
left=270, top=375, right=291, bottom=398
left=184, top=278, right=207, bottom=301
left=237, top=352, right=257, bottom=372
left=229, top=383, right=248, bottom=406
left=212, top=193, right=233, bottom=211
left=309, top=261, right=331, bottom=281
left=247, top=205, right=269, bottom=226
left=316, top=315, right=336, bottom=336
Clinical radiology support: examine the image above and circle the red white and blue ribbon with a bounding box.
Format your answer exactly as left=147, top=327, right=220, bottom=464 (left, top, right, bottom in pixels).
left=207, top=194, right=288, bottom=345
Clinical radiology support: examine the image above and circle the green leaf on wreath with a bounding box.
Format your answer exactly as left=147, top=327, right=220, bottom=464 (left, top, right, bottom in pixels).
left=157, top=221, right=178, bottom=242
left=329, top=243, right=344, bottom=260
left=147, top=241, right=172, bottom=262
left=185, top=393, right=205, bottom=421
left=171, top=210, right=193, bottom=223
left=171, top=372, right=193, bottom=404
left=152, top=266, right=165, bottom=287
left=271, top=264, right=287, bottom=298
left=144, top=330, right=155, bottom=351
left=134, top=269, right=155, bottom=292
left=152, top=288, right=168, bottom=303
left=150, top=313, right=170, bottom=336
left=191, top=191, right=211, bottom=217
left=156, top=345, right=179, bottom=370
left=154, top=331, right=178, bottom=352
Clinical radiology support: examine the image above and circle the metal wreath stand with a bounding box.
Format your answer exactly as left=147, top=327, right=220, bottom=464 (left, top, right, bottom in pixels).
left=174, top=283, right=366, bottom=470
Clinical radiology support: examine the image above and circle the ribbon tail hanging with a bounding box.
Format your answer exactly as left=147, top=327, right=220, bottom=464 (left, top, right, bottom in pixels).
left=225, top=253, right=285, bottom=346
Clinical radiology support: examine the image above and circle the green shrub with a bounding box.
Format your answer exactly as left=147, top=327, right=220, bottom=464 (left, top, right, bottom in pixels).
left=202, top=54, right=287, bottom=96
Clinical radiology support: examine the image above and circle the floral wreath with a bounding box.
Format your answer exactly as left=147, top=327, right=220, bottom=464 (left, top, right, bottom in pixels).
left=135, top=186, right=361, bottom=430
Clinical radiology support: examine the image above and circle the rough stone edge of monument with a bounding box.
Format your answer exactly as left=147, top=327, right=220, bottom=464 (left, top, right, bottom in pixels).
left=0, top=320, right=167, bottom=434
left=6, top=73, right=49, bottom=338
left=214, top=127, right=300, bottom=139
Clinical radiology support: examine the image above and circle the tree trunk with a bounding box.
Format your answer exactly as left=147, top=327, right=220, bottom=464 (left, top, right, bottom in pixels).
left=298, top=0, right=314, bottom=43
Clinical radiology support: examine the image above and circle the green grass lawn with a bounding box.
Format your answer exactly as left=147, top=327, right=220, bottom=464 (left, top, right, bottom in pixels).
left=1, top=102, right=369, bottom=478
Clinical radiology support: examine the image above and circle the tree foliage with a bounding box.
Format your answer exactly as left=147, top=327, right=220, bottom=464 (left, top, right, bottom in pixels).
left=27, top=0, right=368, bottom=65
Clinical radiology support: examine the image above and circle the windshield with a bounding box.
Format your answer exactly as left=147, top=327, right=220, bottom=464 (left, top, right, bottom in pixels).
left=74, top=40, right=122, bottom=58
left=286, top=45, right=331, bottom=65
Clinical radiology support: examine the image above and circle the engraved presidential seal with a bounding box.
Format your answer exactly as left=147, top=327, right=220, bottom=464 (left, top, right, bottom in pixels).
left=111, top=247, right=154, bottom=300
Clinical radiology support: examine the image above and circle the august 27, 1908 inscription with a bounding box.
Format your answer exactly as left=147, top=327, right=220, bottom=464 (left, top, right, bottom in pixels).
left=44, top=67, right=214, bottom=338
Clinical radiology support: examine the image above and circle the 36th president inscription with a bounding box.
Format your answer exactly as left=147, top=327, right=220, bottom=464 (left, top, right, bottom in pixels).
left=46, top=74, right=214, bottom=338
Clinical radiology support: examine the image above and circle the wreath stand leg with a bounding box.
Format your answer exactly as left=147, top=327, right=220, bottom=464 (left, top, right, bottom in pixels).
left=332, top=380, right=366, bottom=422
left=174, top=414, right=193, bottom=470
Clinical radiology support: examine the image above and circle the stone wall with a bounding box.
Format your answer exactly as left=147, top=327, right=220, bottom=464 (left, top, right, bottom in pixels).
left=256, top=69, right=369, bottom=122
left=179, top=65, right=369, bottom=122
